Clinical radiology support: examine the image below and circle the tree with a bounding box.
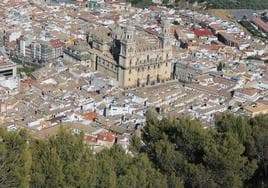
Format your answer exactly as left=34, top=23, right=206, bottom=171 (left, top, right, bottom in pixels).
left=2, top=113, right=268, bottom=187
left=203, top=132, right=256, bottom=187
left=126, top=0, right=153, bottom=8
left=0, top=129, right=32, bottom=188
left=214, top=113, right=252, bottom=144
left=247, top=115, right=268, bottom=186
left=215, top=113, right=268, bottom=186
left=162, top=0, right=169, bottom=4
left=143, top=113, right=257, bottom=187
left=185, top=0, right=268, bottom=9
left=217, top=62, right=223, bottom=72
left=130, top=131, right=142, bottom=154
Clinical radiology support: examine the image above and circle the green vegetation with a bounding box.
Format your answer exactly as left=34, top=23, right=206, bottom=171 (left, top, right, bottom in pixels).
left=239, top=21, right=268, bottom=41
left=247, top=56, right=262, bottom=61
left=17, top=67, right=35, bottom=75
left=1, top=112, right=268, bottom=187
left=214, top=113, right=268, bottom=186
left=127, top=0, right=268, bottom=9
left=173, top=20, right=180, bottom=25
left=0, top=127, right=178, bottom=188
left=217, top=62, right=223, bottom=71
left=246, top=56, right=268, bottom=63
left=127, top=0, right=152, bottom=8
left=187, top=0, right=268, bottom=9
left=143, top=111, right=259, bottom=187
left=11, top=58, right=23, bottom=64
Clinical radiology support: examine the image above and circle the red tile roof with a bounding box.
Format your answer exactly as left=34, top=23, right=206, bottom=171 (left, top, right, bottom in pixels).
left=23, top=79, right=37, bottom=85
left=199, top=44, right=224, bottom=51
left=252, top=16, right=268, bottom=32
left=84, top=112, right=97, bottom=121
left=209, top=24, right=223, bottom=31
left=192, top=28, right=213, bottom=37
left=84, top=134, right=97, bottom=143
left=97, top=132, right=115, bottom=143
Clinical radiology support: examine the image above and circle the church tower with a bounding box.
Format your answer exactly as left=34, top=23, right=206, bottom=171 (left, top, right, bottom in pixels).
left=160, top=18, right=171, bottom=50
left=118, top=26, right=135, bottom=87
left=120, top=26, right=135, bottom=58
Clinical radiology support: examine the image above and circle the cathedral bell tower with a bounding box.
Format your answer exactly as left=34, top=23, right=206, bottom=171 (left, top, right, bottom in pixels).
left=160, top=18, right=171, bottom=50
left=118, top=26, right=135, bottom=87
left=120, top=26, right=135, bottom=58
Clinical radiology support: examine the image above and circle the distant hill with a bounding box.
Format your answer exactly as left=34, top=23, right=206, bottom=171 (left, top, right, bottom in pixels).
left=129, top=0, right=268, bottom=10
left=192, top=0, right=268, bottom=9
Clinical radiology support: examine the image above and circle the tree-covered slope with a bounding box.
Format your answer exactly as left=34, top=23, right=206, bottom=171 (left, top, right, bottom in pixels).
left=193, top=0, right=268, bottom=9
left=1, top=112, right=268, bottom=187
left=129, top=0, right=268, bottom=9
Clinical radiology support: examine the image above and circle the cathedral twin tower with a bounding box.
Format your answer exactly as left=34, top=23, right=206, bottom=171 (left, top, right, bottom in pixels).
left=88, top=17, right=173, bottom=89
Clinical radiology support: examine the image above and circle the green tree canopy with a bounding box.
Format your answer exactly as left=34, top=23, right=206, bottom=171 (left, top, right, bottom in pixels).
left=1, top=127, right=172, bottom=188
left=0, top=129, right=32, bottom=188
left=143, top=111, right=257, bottom=187
left=215, top=113, right=268, bottom=186
left=1, top=112, right=268, bottom=187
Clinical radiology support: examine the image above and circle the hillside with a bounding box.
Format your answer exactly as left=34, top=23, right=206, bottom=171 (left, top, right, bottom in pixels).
left=129, top=0, right=268, bottom=10
left=1, top=112, right=268, bottom=187
left=197, top=0, right=268, bottom=9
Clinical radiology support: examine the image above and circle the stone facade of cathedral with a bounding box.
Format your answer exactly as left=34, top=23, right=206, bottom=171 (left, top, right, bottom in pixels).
left=87, top=18, right=173, bottom=89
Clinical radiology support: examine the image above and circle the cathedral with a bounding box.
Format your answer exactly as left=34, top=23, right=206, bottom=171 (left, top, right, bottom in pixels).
left=87, top=18, right=173, bottom=89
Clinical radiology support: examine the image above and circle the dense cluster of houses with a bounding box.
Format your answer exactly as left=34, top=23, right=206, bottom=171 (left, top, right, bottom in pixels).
left=0, top=0, right=267, bottom=152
